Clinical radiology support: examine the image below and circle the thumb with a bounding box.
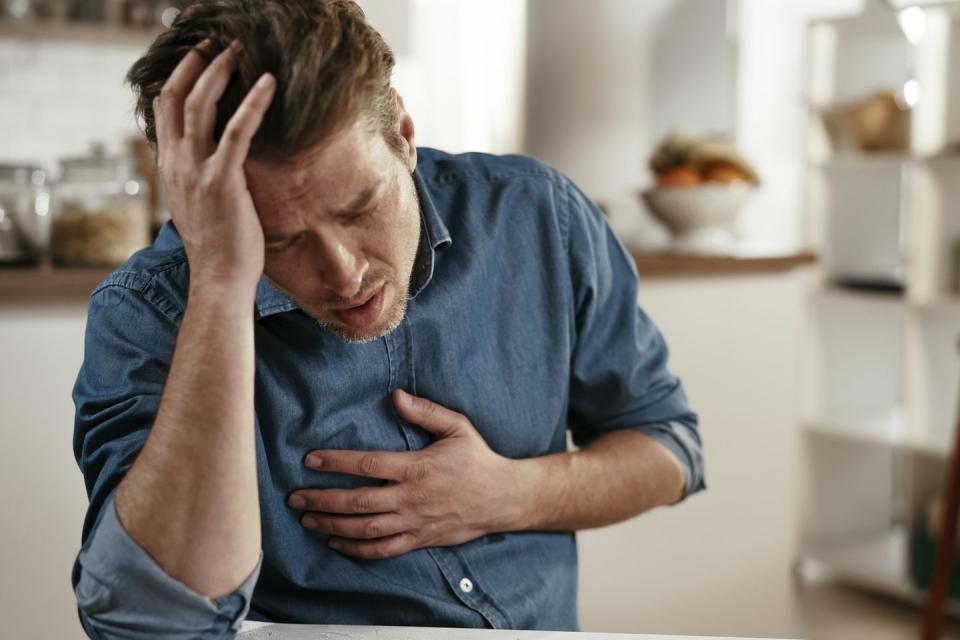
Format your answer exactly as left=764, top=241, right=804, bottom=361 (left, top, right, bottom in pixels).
left=392, top=389, right=467, bottom=439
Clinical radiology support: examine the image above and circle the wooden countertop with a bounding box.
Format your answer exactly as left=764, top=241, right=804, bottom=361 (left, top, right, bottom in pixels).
left=0, top=252, right=818, bottom=305
left=631, top=251, right=817, bottom=278
left=237, top=623, right=797, bottom=639
left=0, top=265, right=112, bottom=304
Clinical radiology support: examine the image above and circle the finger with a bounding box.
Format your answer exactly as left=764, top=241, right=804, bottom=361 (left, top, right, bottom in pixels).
left=184, top=40, right=242, bottom=157
left=213, top=73, right=276, bottom=170
left=303, top=449, right=410, bottom=482
left=392, top=389, right=468, bottom=439
left=301, top=513, right=408, bottom=540
left=288, top=485, right=400, bottom=515
left=328, top=532, right=420, bottom=560
left=156, top=39, right=213, bottom=140
left=153, top=96, right=171, bottom=153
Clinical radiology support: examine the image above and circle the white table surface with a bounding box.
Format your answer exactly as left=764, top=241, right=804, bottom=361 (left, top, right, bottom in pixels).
left=237, top=622, right=799, bottom=639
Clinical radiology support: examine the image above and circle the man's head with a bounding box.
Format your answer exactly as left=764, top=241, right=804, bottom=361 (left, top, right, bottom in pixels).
left=127, top=0, right=422, bottom=343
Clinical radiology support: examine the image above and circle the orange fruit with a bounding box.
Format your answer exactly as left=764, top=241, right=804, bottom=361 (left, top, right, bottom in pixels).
left=657, top=165, right=702, bottom=187
left=703, top=162, right=750, bottom=184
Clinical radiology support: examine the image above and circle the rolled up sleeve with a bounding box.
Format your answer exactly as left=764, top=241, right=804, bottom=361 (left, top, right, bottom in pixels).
left=75, top=491, right=262, bottom=639
left=72, top=277, right=262, bottom=638
left=561, top=177, right=706, bottom=501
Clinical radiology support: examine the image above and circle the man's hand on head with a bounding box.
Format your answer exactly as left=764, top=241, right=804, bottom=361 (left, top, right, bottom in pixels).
left=153, top=38, right=276, bottom=295
left=288, top=389, right=525, bottom=560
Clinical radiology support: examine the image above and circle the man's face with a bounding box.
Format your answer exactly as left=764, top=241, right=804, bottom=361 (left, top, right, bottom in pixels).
left=245, top=115, right=421, bottom=344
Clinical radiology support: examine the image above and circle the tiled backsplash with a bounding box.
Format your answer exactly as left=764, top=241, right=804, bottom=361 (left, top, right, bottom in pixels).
left=0, top=37, right=146, bottom=174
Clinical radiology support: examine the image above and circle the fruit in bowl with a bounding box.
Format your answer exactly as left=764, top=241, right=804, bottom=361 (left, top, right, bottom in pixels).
left=642, top=132, right=759, bottom=254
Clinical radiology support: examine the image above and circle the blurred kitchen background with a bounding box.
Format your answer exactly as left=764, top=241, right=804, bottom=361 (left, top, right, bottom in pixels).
left=3, top=0, right=960, bottom=638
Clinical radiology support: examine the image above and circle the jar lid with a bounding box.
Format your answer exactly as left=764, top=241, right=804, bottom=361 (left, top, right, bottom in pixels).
left=60, top=144, right=137, bottom=182
left=0, top=164, right=47, bottom=186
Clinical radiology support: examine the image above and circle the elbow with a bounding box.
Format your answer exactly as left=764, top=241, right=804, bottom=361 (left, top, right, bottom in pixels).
left=74, top=564, right=243, bottom=640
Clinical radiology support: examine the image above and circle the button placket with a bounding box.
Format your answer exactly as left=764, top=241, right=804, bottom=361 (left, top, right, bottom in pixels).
left=426, top=547, right=510, bottom=629
left=392, top=310, right=431, bottom=451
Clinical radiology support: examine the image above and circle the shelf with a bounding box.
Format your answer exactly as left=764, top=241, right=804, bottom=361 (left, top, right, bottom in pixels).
left=0, top=265, right=110, bottom=304
left=818, top=284, right=907, bottom=302
left=630, top=250, right=817, bottom=278
left=0, top=17, right=164, bottom=47
left=802, top=527, right=960, bottom=617
left=805, top=409, right=908, bottom=449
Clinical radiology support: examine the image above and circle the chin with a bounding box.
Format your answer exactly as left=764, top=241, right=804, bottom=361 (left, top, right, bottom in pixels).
left=312, top=290, right=408, bottom=344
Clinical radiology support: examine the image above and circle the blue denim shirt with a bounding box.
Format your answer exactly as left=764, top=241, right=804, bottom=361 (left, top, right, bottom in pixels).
left=71, top=148, right=705, bottom=639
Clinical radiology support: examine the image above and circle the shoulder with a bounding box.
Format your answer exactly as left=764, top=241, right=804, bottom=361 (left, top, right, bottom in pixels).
left=415, top=147, right=563, bottom=189
left=415, top=148, right=584, bottom=242
left=88, top=223, right=189, bottom=326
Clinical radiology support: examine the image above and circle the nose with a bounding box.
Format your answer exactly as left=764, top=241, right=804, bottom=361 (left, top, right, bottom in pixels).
left=315, top=232, right=368, bottom=300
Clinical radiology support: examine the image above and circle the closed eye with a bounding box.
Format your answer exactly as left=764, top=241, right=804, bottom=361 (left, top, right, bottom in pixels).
left=338, top=207, right=375, bottom=224
left=266, top=232, right=305, bottom=252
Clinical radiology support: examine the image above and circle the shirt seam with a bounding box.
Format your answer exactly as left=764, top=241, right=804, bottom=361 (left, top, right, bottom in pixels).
left=90, top=259, right=188, bottom=327
left=420, top=168, right=556, bottom=187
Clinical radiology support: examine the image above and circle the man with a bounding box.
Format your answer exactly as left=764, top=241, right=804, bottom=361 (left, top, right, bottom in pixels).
left=71, top=1, right=706, bottom=638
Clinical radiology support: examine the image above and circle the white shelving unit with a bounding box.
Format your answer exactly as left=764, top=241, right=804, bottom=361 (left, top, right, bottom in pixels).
left=800, top=1, right=960, bottom=616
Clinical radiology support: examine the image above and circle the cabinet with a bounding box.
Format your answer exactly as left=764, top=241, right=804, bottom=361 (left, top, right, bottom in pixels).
left=799, top=2, right=960, bottom=615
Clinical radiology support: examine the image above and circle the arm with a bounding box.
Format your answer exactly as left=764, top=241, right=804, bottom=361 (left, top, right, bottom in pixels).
left=113, top=285, right=260, bottom=598
left=512, top=428, right=685, bottom=531
left=112, top=40, right=275, bottom=600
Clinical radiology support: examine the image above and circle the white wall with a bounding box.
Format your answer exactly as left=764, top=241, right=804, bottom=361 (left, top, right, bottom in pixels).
left=734, top=0, right=866, bottom=253
left=362, top=0, right=528, bottom=155
left=0, top=37, right=143, bottom=171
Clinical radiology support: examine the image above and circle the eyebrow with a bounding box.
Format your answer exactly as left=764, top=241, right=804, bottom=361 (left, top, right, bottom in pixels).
left=264, top=183, right=382, bottom=244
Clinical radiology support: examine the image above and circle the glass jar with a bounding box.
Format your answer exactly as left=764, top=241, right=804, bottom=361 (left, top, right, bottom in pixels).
left=51, top=145, right=150, bottom=267
left=0, top=164, right=51, bottom=265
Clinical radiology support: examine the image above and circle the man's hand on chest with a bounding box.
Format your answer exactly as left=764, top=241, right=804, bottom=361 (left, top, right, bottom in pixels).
left=287, top=389, right=527, bottom=560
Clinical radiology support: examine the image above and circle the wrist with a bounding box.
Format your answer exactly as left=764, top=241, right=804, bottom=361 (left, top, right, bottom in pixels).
left=502, top=452, right=571, bottom=532
left=189, top=272, right=259, bottom=303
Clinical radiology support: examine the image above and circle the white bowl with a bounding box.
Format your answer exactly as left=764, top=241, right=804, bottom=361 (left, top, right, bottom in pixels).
left=641, top=182, right=752, bottom=254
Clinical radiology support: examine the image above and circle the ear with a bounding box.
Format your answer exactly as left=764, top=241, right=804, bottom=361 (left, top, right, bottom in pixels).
left=394, top=90, right=417, bottom=172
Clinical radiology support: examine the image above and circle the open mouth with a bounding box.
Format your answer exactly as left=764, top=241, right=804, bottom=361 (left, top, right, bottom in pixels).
left=330, top=285, right=385, bottom=329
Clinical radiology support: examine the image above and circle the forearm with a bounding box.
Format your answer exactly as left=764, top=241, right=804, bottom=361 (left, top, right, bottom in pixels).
left=114, top=281, right=260, bottom=598
left=511, top=429, right=686, bottom=532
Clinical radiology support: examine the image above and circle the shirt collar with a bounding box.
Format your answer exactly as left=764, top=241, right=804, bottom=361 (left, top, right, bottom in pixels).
left=254, top=165, right=451, bottom=320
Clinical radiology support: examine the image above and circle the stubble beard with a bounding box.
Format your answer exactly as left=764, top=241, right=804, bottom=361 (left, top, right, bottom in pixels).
left=312, top=283, right=409, bottom=344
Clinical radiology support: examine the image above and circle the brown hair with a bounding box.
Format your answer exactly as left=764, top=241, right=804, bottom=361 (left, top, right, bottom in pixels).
left=126, top=0, right=404, bottom=164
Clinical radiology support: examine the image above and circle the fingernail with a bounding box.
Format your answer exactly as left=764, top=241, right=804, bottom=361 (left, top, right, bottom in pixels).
left=256, top=73, right=275, bottom=89
left=229, top=39, right=243, bottom=53
left=397, top=389, right=411, bottom=404
left=306, top=454, right=323, bottom=469
left=288, top=494, right=306, bottom=509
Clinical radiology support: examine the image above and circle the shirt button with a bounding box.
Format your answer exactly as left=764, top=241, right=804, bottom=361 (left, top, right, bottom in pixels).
left=459, top=577, right=474, bottom=593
